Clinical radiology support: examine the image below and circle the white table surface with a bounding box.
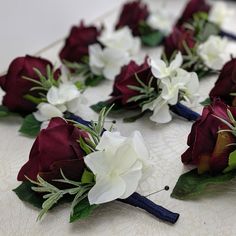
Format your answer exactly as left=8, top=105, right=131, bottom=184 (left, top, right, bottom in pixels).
left=1, top=0, right=236, bottom=235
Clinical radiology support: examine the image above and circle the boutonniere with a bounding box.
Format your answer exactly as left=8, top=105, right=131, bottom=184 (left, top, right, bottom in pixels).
left=201, top=58, right=236, bottom=107
left=172, top=100, right=236, bottom=199
left=13, top=108, right=179, bottom=224
left=177, top=0, right=235, bottom=41
left=61, top=21, right=141, bottom=85
left=0, top=55, right=85, bottom=137
left=115, top=0, right=172, bottom=47
left=164, top=1, right=236, bottom=77
left=92, top=52, right=200, bottom=124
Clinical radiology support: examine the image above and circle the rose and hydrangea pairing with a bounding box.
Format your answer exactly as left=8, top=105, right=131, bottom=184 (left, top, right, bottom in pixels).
left=115, top=0, right=173, bottom=47
left=92, top=52, right=200, bottom=124
left=163, top=0, right=236, bottom=77
left=14, top=108, right=179, bottom=224
left=0, top=55, right=86, bottom=137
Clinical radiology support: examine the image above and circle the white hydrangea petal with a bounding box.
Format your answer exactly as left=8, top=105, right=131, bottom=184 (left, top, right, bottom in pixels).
left=147, top=12, right=173, bottom=34
left=119, top=160, right=143, bottom=199
left=89, top=44, right=105, bottom=75
left=102, top=48, right=129, bottom=80
left=131, top=131, right=149, bottom=161
left=99, top=27, right=141, bottom=56
left=33, top=103, right=63, bottom=122
left=88, top=175, right=126, bottom=204
left=96, top=131, right=126, bottom=156
left=84, top=151, right=111, bottom=175
left=150, top=57, right=168, bottom=78
left=198, top=36, right=229, bottom=70
left=169, top=52, right=183, bottom=70
left=47, top=86, right=60, bottom=105
left=150, top=101, right=172, bottom=124
left=58, top=83, right=80, bottom=102
left=113, top=140, right=141, bottom=174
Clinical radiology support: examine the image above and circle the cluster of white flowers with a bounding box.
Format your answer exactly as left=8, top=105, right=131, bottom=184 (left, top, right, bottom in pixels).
left=85, top=130, right=152, bottom=204
left=143, top=52, right=199, bottom=124
left=33, top=82, right=84, bottom=123
left=146, top=11, right=173, bottom=35
left=89, top=27, right=141, bottom=80
left=197, top=35, right=235, bottom=70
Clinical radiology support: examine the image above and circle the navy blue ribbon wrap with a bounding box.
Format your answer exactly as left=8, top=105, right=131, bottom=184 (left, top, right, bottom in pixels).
left=67, top=113, right=180, bottom=224
left=170, top=103, right=200, bottom=121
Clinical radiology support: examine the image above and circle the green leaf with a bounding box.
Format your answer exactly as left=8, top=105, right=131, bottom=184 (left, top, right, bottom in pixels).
left=85, top=75, right=105, bottom=87
left=198, top=22, right=219, bottom=42
left=81, top=170, right=94, bottom=184
left=223, top=150, right=236, bottom=173
left=19, top=114, right=41, bottom=137
left=13, top=181, right=44, bottom=209
left=141, top=30, right=165, bottom=47
left=200, top=97, right=211, bottom=106
left=171, top=168, right=236, bottom=200
left=70, top=198, right=99, bottom=223
left=0, top=105, right=11, bottom=117
left=91, top=101, right=123, bottom=114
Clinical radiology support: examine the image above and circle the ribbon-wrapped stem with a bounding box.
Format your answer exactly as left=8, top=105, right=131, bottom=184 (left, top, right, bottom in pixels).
left=119, top=192, right=179, bottom=224
left=220, top=30, right=236, bottom=41
left=170, top=103, right=200, bottom=121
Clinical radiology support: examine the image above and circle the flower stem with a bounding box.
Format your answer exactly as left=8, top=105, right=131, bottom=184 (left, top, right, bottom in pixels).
left=170, top=103, right=200, bottom=121
left=119, top=192, right=179, bottom=224
left=220, top=30, right=236, bottom=41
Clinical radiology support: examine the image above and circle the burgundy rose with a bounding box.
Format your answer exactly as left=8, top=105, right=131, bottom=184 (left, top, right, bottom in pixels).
left=109, top=60, right=153, bottom=108
left=59, top=21, right=101, bottom=64
left=0, top=55, right=55, bottom=114
left=210, top=59, right=236, bottom=106
left=164, top=26, right=196, bottom=59
left=182, top=100, right=236, bottom=174
left=115, top=0, right=149, bottom=36
left=176, top=0, right=210, bottom=26
left=17, top=118, right=87, bottom=183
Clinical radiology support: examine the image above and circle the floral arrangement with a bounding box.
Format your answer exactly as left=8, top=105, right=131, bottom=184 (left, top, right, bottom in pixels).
left=60, top=22, right=142, bottom=84
left=92, top=52, right=200, bottom=124
left=14, top=107, right=179, bottom=224
left=172, top=100, right=236, bottom=199
left=115, top=0, right=172, bottom=47
left=164, top=0, right=236, bottom=77
left=0, top=55, right=85, bottom=136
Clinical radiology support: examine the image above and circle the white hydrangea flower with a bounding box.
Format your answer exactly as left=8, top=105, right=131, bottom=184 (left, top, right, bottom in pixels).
left=33, top=82, right=83, bottom=122
left=89, top=44, right=129, bottom=80
left=145, top=52, right=199, bottom=123
left=33, top=103, right=63, bottom=122
left=99, top=27, right=141, bottom=56
left=209, top=1, right=234, bottom=27
left=149, top=52, right=183, bottom=79
left=198, top=35, right=230, bottom=70
left=147, top=12, right=173, bottom=34
left=84, top=131, right=152, bottom=204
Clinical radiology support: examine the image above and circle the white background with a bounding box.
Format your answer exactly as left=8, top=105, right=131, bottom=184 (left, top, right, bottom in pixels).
left=0, top=0, right=125, bottom=72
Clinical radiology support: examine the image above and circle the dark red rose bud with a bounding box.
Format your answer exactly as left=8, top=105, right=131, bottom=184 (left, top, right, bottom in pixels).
left=210, top=59, right=236, bottom=105
left=115, top=0, right=149, bottom=36
left=110, top=60, right=153, bottom=108
left=59, top=21, right=101, bottom=64
left=164, top=26, right=196, bottom=59
left=0, top=55, right=55, bottom=114
left=17, top=118, right=87, bottom=183
left=176, top=0, right=210, bottom=26
left=181, top=100, right=236, bottom=174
